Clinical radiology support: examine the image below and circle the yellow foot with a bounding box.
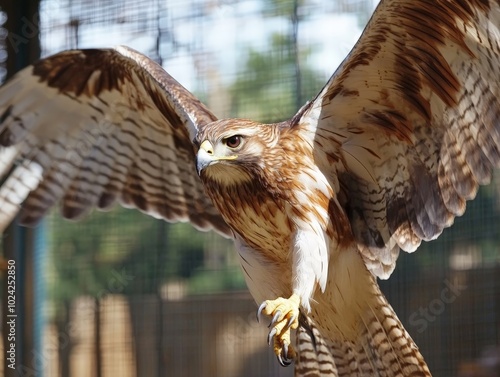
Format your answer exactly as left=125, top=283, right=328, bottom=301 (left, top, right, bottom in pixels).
left=257, top=293, right=300, bottom=366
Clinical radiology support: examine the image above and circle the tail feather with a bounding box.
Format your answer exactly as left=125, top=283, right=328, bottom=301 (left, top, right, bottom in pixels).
left=359, top=301, right=430, bottom=376
left=295, top=277, right=430, bottom=376
left=295, top=316, right=339, bottom=377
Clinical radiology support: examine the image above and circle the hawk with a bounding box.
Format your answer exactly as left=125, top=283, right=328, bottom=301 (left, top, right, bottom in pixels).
left=1, top=0, right=499, bottom=375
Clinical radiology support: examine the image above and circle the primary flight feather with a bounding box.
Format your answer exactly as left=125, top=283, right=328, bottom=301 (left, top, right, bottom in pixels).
left=1, top=0, right=500, bottom=375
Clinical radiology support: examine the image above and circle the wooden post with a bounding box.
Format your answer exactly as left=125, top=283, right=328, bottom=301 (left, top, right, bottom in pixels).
left=2, top=0, right=41, bottom=375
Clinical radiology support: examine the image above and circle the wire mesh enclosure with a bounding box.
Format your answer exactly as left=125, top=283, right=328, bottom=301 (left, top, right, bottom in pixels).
left=0, top=1, right=499, bottom=376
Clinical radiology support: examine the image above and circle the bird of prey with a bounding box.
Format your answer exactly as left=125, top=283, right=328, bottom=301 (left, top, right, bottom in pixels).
left=1, top=0, right=499, bottom=375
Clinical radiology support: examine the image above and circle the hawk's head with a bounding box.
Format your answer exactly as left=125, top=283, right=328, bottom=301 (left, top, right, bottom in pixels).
left=195, top=119, right=279, bottom=186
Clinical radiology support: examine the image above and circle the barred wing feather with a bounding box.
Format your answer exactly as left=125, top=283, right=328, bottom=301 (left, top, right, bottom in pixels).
left=0, top=46, right=231, bottom=237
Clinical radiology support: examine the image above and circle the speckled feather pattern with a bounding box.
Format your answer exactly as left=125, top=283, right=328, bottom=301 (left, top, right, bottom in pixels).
left=1, top=1, right=500, bottom=376
left=0, top=46, right=230, bottom=236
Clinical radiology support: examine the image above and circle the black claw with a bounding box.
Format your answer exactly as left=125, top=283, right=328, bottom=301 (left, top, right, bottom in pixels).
left=267, top=327, right=277, bottom=346
left=257, top=302, right=266, bottom=323
left=277, top=353, right=292, bottom=367
left=277, top=354, right=285, bottom=367
left=282, top=343, right=293, bottom=366
left=270, top=310, right=281, bottom=328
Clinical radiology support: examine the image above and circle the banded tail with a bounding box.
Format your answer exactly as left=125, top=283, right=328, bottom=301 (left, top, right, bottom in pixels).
left=295, top=297, right=430, bottom=376
left=295, top=252, right=431, bottom=376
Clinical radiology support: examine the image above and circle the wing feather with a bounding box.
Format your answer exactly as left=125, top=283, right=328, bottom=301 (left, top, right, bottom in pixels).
left=297, top=0, right=500, bottom=277
left=0, top=46, right=231, bottom=237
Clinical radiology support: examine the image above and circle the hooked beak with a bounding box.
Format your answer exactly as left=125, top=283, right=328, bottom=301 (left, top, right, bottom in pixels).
left=196, top=140, right=238, bottom=176
left=196, top=140, right=215, bottom=175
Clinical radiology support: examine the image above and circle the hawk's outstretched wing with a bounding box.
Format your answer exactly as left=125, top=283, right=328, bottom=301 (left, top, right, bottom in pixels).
left=298, top=0, right=500, bottom=277
left=2, top=1, right=500, bottom=375
left=0, top=46, right=231, bottom=236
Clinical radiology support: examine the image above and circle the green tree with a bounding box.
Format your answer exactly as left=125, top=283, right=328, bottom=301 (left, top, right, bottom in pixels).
left=230, top=0, right=324, bottom=123
left=47, top=206, right=239, bottom=300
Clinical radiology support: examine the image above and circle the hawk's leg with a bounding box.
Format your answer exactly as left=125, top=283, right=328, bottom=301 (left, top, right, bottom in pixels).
left=257, top=293, right=300, bottom=366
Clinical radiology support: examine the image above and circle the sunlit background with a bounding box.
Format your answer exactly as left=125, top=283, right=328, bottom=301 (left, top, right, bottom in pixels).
left=0, top=1, right=499, bottom=376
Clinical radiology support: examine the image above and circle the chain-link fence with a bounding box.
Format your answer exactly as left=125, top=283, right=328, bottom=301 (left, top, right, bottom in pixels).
left=1, top=1, right=499, bottom=376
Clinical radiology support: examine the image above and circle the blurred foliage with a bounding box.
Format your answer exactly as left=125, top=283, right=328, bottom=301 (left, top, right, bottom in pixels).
left=47, top=207, right=236, bottom=304
left=230, top=0, right=324, bottom=122
left=230, top=32, right=323, bottom=122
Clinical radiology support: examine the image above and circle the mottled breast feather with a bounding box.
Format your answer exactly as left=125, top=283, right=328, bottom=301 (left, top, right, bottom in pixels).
left=1, top=2, right=499, bottom=374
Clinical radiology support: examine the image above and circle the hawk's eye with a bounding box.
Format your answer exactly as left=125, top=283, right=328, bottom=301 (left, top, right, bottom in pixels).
left=224, top=135, right=242, bottom=149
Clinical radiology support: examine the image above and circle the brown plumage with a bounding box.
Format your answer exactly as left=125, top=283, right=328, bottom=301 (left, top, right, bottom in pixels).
left=1, top=0, right=500, bottom=375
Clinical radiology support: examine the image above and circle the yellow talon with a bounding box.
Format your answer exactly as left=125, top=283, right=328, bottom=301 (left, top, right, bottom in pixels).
left=257, top=293, right=300, bottom=366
